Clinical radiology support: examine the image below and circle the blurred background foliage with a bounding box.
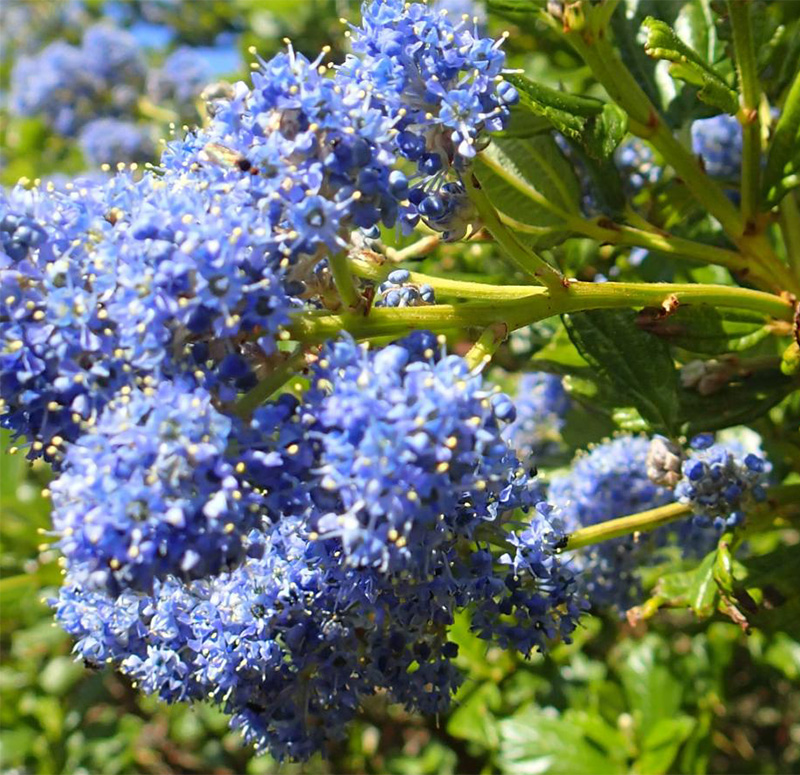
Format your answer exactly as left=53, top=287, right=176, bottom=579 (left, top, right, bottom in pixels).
left=1, top=1, right=799, bottom=773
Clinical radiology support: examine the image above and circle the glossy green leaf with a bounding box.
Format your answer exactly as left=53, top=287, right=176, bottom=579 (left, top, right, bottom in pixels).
left=617, top=636, right=684, bottom=739
left=637, top=716, right=696, bottom=775
left=679, top=369, right=796, bottom=434
left=499, top=707, right=625, bottom=775
left=563, top=309, right=680, bottom=434
left=474, top=136, right=582, bottom=247
left=642, top=17, right=739, bottom=114
left=636, top=304, right=771, bottom=354
left=689, top=552, right=720, bottom=618
left=504, top=74, right=628, bottom=159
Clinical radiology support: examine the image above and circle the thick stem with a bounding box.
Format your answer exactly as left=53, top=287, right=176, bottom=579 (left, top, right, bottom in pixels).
left=349, top=254, right=536, bottom=300
left=329, top=250, right=362, bottom=309
left=287, top=280, right=793, bottom=343
left=728, top=0, right=762, bottom=227
left=464, top=176, right=566, bottom=291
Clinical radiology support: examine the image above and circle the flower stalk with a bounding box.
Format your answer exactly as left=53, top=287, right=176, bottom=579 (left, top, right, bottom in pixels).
left=728, top=0, right=763, bottom=228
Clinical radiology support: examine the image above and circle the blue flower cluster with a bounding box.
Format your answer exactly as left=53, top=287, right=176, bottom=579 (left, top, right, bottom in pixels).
left=676, top=434, right=770, bottom=528
left=504, top=372, right=570, bottom=464
left=50, top=380, right=263, bottom=593
left=548, top=435, right=675, bottom=611
left=9, top=20, right=232, bottom=168
left=374, top=269, right=436, bottom=307
left=0, top=169, right=292, bottom=455
left=11, top=23, right=146, bottom=136
left=2, top=0, right=517, bottom=460
left=341, top=0, right=518, bottom=166
left=338, top=0, right=516, bottom=238
left=616, top=137, right=662, bottom=193
left=303, top=333, right=538, bottom=572
left=50, top=332, right=584, bottom=760
left=691, top=115, right=743, bottom=181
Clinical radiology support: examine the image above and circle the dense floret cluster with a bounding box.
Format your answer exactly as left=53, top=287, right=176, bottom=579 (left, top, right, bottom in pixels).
left=4, top=0, right=784, bottom=763
left=50, top=380, right=263, bottom=593
left=691, top=114, right=743, bottom=181
left=51, top=332, right=585, bottom=759
left=616, top=137, right=662, bottom=193
left=548, top=436, right=675, bottom=611
left=504, top=372, right=570, bottom=463
left=676, top=434, right=770, bottom=528
left=0, top=171, right=294, bottom=453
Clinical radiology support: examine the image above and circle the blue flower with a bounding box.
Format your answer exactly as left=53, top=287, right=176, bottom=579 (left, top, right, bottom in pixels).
left=675, top=435, right=770, bottom=528
left=50, top=379, right=264, bottom=593
left=339, top=0, right=516, bottom=170
left=549, top=436, right=676, bottom=611
left=691, top=115, right=742, bottom=181
left=504, top=372, right=571, bottom=464
left=78, top=118, right=155, bottom=165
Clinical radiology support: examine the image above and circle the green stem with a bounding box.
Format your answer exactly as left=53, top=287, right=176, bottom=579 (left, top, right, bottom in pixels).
left=287, top=280, right=793, bottom=343
left=349, top=255, right=535, bottom=300
left=384, top=235, right=440, bottom=263
left=562, top=215, right=781, bottom=291
left=465, top=176, right=566, bottom=291
left=728, top=0, right=762, bottom=227
left=562, top=12, right=799, bottom=293
left=763, top=67, right=800, bottom=202
left=328, top=251, right=361, bottom=309
left=464, top=324, right=507, bottom=370
left=565, top=483, right=800, bottom=551
left=566, top=502, right=692, bottom=550
left=137, top=97, right=179, bottom=124
left=233, top=347, right=308, bottom=418
left=779, top=192, right=800, bottom=279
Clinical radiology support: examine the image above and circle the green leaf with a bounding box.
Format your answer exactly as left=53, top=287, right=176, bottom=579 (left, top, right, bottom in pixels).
left=504, top=74, right=628, bottom=159
left=738, top=544, right=800, bottom=638
left=637, top=716, right=696, bottom=775
left=499, top=707, right=625, bottom=775
left=446, top=683, right=502, bottom=749
left=642, top=17, right=739, bottom=114
left=632, top=552, right=721, bottom=622
left=563, top=309, right=680, bottom=434
left=635, top=304, right=771, bottom=354
left=495, top=105, right=554, bottom=138
left=474, top=136, right=582, bottom=247
left=763, top=71, right=800, bottom=207
left=679, top=369, right=796, bottom=434
left=617, top=636, right=684, bottom=739
left=689, top=552, right=719, bottom=618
